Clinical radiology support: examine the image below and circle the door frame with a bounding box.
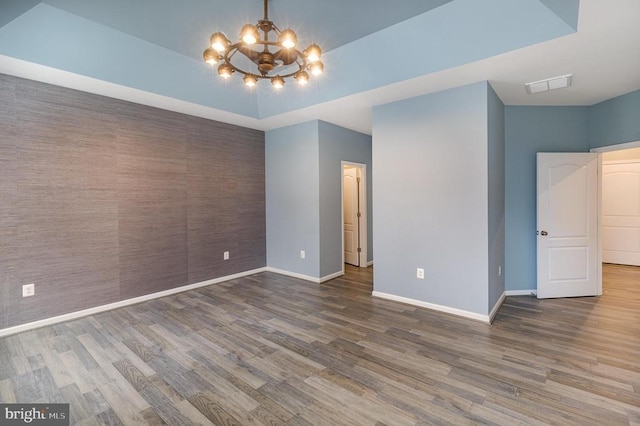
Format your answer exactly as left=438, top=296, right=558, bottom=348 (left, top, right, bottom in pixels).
left=341, top=161, right=367, bottom=268
left=591, top=140, right=640, bottom=274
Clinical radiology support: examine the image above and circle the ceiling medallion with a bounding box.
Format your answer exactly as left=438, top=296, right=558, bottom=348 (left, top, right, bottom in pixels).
left=203, top=0, right=324, bottom=89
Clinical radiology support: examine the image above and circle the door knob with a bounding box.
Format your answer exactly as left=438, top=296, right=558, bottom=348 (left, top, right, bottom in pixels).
left=540, top=231, right=548, bottom=236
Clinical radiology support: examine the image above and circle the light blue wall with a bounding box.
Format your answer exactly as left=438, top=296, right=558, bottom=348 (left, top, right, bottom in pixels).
left=487, top=84, right=505, bottom=311
left=589, top=89, right=640, bottom=149
left=504, top=106, right=589, bottom=292
left=318, top=121, right=372, bottom=277
left=372, top=82, right=490, bottom=316
left=266, top=120, right=372, bottom=280
left=504, top=90, right=640, bottom=293
left=265, top=121, right=320, bottom=277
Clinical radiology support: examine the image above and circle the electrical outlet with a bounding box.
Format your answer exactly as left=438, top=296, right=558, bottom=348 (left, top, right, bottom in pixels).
left=223, top=251, right=229, bottom=260
left=417, top=268, right=425, bottom=279
left=498, top=265, right=502, bottom=277
left=22, top=283, right=35, bottom=297
left=300, top=250, right=305, bottom=259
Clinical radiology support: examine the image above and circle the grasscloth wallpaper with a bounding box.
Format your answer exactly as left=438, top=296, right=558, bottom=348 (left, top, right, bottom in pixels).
left=0, top=74, right=266, bottom=329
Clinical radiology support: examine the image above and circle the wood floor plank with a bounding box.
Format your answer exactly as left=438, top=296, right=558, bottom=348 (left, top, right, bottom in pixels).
left=302, top=375, right=416, bottom=425
left=258, top=380, right=317, bottom=415
left=11, top=366, right=65, bottom=403
left=60, top=383, right=95, bottom=424
left=138, top=385, right=194, bottom=426
left=187, top=391, right=244, bottom=425
left=57, top=351, right=104, bottom=395
left=0, top=339, right=17, bottom=380
left=512, top=384, right=632, bottom=424
left=0, top=378, right=17, bottom=403
left=73, top=418, right=103, bottom=426
left=81, top=389, right=109, bottom=413
left=1, top=263, right=639, bottom=424
left=97, top=380, right=150, bottom=425
left=94, top=408, right=125, bottom=426
left=137, top=407, right=167, bottom=426
left=469, top=401, right=548, bottom=426
left=188, top=348, right=295, bottom=422
left=193, top=366, right=261, bottom=413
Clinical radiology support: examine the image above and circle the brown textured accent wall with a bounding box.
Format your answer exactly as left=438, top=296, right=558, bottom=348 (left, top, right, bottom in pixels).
left=0, top=74, right=266, bottom=329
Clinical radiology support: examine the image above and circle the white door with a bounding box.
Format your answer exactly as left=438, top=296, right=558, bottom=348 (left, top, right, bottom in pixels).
left=537, top=153, right=600, bottom=298
left=343, top=167, right=359, bottom=266
left=602, top=160, right=640, bottom=266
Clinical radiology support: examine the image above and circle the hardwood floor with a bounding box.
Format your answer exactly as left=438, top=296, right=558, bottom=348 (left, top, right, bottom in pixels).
left=1, top=264, right=639, bottom=425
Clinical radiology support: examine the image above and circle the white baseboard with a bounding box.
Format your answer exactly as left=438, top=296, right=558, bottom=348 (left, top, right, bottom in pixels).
left=2, top=265, right=523, bottom=337
left=264, top=267, right=343, bottom=283
left=320, top=271, right=344, bottom=283
left=489, top=292, right=506, bottom=323
left=505, top=289, right=537, bottom=296
left=0, top=267, right=267, bottom=338
left=366, top=260, right=374, bottom=267
left=265, top=267, right=319, bottom=283
left=372, top=291, right=491, bottom=324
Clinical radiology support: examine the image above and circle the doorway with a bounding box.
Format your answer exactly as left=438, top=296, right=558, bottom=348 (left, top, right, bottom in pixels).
left=592, top=141, right=640, bottom=269
left=342, top=162, right=367, bottom=268
left=599, top=145, right=640, bottom=267
left=537, top=141, right=640, bottom=297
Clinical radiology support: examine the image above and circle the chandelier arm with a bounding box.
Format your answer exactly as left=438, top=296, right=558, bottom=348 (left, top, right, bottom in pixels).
left=227, top=49, right=239, bottom=60
left=227, top=65, right=305, bottom=80
left=253, top=66, right=305, bottom=80
left=231, top=41, right=291, bottom=60
left=273, top=48, right=298, bottom=66
left=234, top=44, right=261, bottom=63
left=222, top=57, right=306, bottom=80
left=224, top=42, right=307, bottom=79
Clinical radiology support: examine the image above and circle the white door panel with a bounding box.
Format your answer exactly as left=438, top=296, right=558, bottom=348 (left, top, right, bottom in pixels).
left=603, top=173, right=640, bottom=215
left=602, top=161, right=640, bottom=266
left=603, top=227, right=640, bottom=249
left=537, top=153, right=600, bottom=299
left=548, top=247, right=589, bottom=280
left=548, top=164, right=589, bottom=238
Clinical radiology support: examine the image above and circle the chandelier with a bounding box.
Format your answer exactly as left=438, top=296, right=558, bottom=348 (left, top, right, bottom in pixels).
left=203, top=0, right=324, bottom=89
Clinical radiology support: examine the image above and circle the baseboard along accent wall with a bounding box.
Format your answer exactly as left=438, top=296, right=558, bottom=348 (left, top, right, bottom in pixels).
left=0, top=73, right=266, bottom=330
left=0, top=268, right=267, bottom=338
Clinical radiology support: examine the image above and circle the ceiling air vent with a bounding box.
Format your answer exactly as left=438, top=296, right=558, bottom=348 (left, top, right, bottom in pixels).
left=525, top=74, right=572, bottom=94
